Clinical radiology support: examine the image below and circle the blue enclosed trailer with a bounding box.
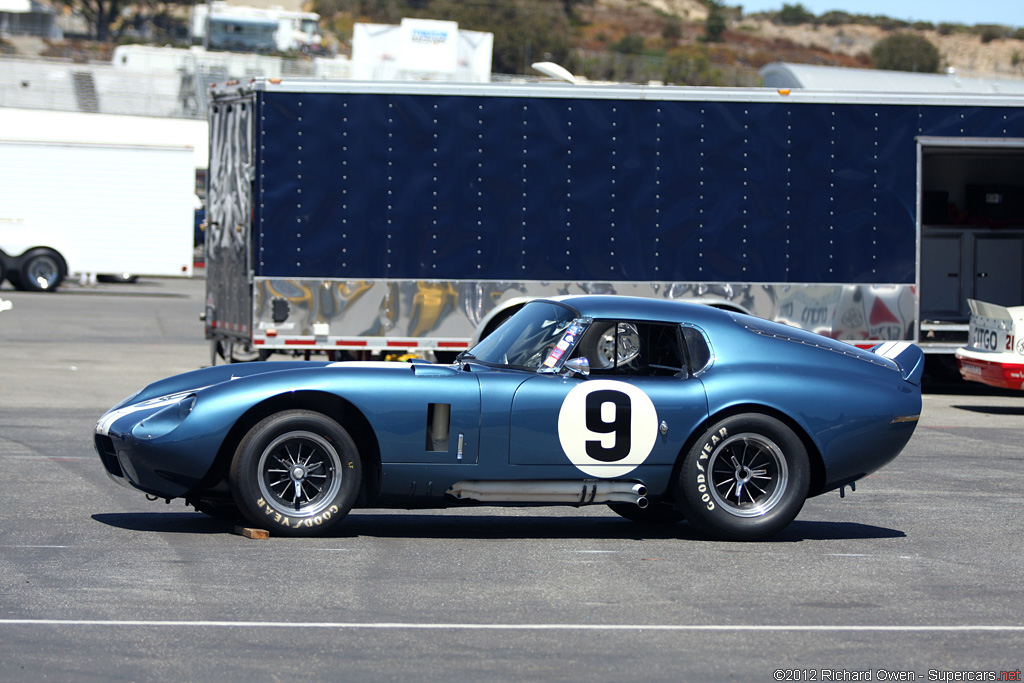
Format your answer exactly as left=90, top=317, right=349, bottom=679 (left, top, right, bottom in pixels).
left=204, top=79, right=1024, bottom=361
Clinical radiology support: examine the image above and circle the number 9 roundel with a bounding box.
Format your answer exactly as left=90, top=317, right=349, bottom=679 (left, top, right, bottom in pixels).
left=557, top=380, right=659, bottom=477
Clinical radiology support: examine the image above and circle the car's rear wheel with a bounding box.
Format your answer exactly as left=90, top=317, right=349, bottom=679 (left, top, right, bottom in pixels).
left=607, top=502, right=684, bottom=524
left=230, top=410, right=361, bottom=536
left=678, top=414, right=809, bottom=541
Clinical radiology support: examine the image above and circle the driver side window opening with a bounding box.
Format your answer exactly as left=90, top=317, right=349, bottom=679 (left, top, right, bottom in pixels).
left=573, top=321, right=688, bottom=377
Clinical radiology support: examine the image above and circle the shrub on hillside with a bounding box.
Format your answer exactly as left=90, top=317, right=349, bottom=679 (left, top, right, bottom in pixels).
left=871, top=33, right=941, bottom=73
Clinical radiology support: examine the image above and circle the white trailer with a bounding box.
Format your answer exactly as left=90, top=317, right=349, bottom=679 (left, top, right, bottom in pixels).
left=0, top=110, right=196, bottom=291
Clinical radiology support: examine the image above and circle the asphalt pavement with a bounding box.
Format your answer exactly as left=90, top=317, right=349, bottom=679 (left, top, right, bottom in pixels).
left=1, top=275, right=1022, bottom=682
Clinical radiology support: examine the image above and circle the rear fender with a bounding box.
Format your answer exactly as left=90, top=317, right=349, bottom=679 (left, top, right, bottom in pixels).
left=870, top=342, right=925, bottom=386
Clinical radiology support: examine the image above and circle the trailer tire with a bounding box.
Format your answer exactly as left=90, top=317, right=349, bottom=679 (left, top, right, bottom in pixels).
left=213, top=340, right=266, bottom=364
left=17, top=249, right=66, bottom=292
left=5, top=268, right=21, bottom=289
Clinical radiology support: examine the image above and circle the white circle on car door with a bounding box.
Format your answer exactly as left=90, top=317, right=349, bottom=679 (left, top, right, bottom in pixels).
left=557, top=379, right=659, bottom=477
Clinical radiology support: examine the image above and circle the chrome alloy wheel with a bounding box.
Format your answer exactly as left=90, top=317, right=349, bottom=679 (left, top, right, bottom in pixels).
left=707, top=433, right=789, bottom=518
left=257, top=430, right=343, bottom=516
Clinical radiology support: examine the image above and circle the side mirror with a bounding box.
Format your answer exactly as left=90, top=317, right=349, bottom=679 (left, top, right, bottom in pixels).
left=563, top=357, right=590, bottom=378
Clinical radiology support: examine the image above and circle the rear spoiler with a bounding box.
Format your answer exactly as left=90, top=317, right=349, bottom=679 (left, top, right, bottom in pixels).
left=870, top=341, right=925, bottom=386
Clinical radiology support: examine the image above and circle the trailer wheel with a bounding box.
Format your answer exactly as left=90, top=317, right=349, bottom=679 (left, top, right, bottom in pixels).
left=17, top=249, right=66, bottom=292
left=212, top=340, right=266, bottom=364
left=230, top=410, right=361, bottom=536
left=228, top=342, right=262, bottom=363
left=678, top=414, right=809, bottom=541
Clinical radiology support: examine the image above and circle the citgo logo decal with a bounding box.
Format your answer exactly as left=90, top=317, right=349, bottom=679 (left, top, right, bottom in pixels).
left=557, top=380, right=659, bottom=477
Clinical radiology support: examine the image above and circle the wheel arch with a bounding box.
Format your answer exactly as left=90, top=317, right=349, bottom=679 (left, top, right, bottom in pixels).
left=17, top=246, right=68, bottom=270
left=669, top=403, right=827, bottom=502
left=204, top=390, right=383, bottom=507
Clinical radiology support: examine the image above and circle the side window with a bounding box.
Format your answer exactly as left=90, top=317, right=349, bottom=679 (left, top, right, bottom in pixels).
left=574, top=321, right=687, bottom=377
left=681, top=325, right=711, bottom=374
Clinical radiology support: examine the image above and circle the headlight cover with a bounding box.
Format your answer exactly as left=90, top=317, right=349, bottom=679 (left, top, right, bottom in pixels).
left=130, top=393, right=198, bottom=441
left=96, top=391, right=200, bottom=437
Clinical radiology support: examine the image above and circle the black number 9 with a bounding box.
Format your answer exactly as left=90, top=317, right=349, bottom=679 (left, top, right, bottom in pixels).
left=585, top=390, right=632, bottom=462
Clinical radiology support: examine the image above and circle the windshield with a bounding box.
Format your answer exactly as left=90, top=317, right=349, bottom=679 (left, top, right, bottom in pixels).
left=468, top=301, right=586, bottom=370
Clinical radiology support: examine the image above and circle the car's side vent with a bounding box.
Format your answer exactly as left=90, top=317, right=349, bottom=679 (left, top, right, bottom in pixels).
left=425, top=403, right=451, bottom=452
left=94, top=434, right=123, bottom=477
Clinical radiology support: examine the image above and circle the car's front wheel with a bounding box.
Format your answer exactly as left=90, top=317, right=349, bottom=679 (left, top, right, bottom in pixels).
left=678, top=414, right=809, bottom=541
left=230, top=410, right=361, bottom=536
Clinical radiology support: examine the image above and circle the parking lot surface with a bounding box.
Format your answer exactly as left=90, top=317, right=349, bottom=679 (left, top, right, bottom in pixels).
left=1, top=276, right=1022, bottom=681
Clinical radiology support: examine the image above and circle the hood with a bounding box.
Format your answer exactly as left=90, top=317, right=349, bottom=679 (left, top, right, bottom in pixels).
left=117, top=360, right=428, bottom=409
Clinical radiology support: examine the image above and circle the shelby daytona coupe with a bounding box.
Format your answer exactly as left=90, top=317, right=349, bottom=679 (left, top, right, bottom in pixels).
left=95, top=296, right=923, bottom=540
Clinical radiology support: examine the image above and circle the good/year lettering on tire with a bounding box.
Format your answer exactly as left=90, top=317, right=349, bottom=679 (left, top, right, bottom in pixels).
left=230, top=409, right=361, bottom=537
left=679, top=413, right=809, bottom=541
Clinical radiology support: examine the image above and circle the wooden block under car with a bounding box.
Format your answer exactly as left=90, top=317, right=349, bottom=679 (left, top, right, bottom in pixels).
left=234, top=526, right=270, bottom=539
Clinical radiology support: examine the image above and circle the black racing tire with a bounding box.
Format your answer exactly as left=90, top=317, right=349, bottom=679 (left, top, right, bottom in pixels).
left=17, top=249, right=66, bottom=292
left=678, top=413, right=809, bottom=541
left=608, top=502, right=685, bottom=524
left=230, top=410, right=361, bottom=536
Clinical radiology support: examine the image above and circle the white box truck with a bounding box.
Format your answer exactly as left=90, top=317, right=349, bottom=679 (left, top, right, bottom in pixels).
left=0, top=109, right=197, bottom=291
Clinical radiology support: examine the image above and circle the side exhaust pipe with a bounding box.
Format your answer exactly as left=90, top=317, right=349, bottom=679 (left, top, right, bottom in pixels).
left=446, top=480, right=648, bottom=508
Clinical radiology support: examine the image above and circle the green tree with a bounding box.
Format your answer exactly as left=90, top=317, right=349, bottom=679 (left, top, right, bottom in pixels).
left=51, top=0, right=133, bottom=40
left=776, top=3, right=814, bottom=26
left=661, top=16, right=682, bottom=44
left=611, top=33, right=645, bottom=55
left=704, top=0, right=726, bottom=43
left=870, top=33, right=941, bottom=73
left=976, top=24, right=1010, bottom=43
left=663, top=48, right=721, bottom=86
left=819, top=11, right=851, bottom=26
left=428, top=0, right=571, bottom=74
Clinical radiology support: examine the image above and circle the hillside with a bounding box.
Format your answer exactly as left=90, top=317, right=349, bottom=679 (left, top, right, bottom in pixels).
left=3, top=0, right=1023, bottom=83
left=587, top=0, right=1024, bottom=81
left=743, top=17, right=1024, bottom=79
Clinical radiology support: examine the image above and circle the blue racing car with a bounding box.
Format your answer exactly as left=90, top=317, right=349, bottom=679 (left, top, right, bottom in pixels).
left=95, top=296, right=923, bottom=540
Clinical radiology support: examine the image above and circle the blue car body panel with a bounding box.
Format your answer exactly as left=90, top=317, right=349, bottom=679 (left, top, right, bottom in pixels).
left=95, top=296, right=922, bottom=511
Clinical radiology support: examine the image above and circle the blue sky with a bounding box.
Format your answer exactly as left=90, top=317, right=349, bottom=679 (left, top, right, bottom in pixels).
left=736, top=1, right=1022, bottom=27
